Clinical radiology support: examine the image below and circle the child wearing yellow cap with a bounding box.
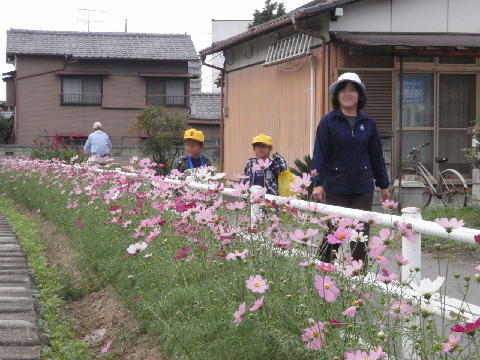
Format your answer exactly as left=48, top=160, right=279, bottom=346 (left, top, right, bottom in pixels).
left=243, top=134, right=287, bottom=195
left=173, top=128, right=213, bottom=172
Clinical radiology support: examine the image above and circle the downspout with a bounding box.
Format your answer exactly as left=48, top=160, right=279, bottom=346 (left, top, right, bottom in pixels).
left=397, top=56, right=404, bottom=207
left=292, top=15, right=326, bottom=156
left=200, top=55, right=225, bottom=170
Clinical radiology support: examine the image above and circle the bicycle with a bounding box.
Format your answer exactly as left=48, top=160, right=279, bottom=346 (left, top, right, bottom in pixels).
left=400, top=142, right=468, bottom=208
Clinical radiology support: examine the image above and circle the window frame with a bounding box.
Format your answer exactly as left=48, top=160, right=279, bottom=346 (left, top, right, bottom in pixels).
left=60, top=76, right=103, bottom=106
left=145, top=78, right=188, bottom=107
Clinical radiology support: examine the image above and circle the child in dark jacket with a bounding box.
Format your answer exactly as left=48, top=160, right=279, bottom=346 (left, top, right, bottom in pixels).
left=173, top=129, right=213, bottom=172
left=243, top=134, right=287, bottom=196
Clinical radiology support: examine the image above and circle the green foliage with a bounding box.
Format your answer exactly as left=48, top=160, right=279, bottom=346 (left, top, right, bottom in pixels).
left=0, top=197, right=90, bottom=359
left=464, top=118, right=480, bottom=168
left=130, top=105, right=186, bottom=174
left=0, top=115, right=14, bottom=142
left=290, top=154, right=314, bottom=198
left=30, top=136, right=85, bottom=162
left=249, top=0, right=286, bottom=28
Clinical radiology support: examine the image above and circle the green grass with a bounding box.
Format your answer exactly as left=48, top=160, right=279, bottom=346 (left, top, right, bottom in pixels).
left=0, top=196, right=90, bottom=360
left=420, top=207, right=480, bottom=257
left=0, top=173, right=401, bottom=359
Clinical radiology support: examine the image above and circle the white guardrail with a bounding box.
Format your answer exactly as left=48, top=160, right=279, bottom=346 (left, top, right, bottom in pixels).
left=55, top=162, right=480, bottom=321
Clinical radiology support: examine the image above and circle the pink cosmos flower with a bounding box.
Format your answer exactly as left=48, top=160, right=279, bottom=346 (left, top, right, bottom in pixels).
left=226, top=249, right=249, bottom=260
left=249, top=296, right=264, bottom=312
left=314, top=275, right=340, bottom=303
left=246, top=275, right=269, bottom=294
left=289, top=229, right=319, bottom=246
left=301, top=321, right=325, bottom=350
left=233, top=302, right=246, bottom=326
left=389, top=298, right=412, bottom=318
left=395, top=221, right=416, bottom=242
left=343, top=260, right=363, bottom=277
left=326, top=226, right=352, bottom=244
left=290, top=173, right=311, bottom=195
left=226, top=201, right=246, bottom=211
left=344, top=347, right=387, bottom=360
left=145, top=228, right=160, bottom=243
left=143, top=253, right=153, bottom=259
left=363, top=212, right=381, bottom=224
left=298, top=261, right=315, bottom=267
left=175, top=246, right=191, bottom=260
left=476, top=265, right=480, bottom=272
left=316, top=262, right=337, bottom=273
left=342, top=306, right=357, bottom=317
left=435, top=218, right=464, bottom=233
left=441, top=334, right=461, bottom=353
left=369, top=245, right=388, bottom=265
left=252, top=158, right=272, bottom=171
left=376, top=268, right=398, bottom=283
left=127, top=242, right=148, bottom=255
left=381, top=199, right=398, bottom=210
left=232, top=181, right=250, bottom=196
left=395, top=255, right=409, bottom=266
left=100, top=340, right=112, bottom=354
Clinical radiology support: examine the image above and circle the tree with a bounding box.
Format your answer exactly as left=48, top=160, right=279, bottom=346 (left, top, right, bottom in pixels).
left=249, top=0, right=286, bottom=28
left=130, top=105, right=186, bottom=174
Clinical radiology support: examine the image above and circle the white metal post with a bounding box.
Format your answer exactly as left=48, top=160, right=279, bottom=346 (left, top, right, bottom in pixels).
left=250, top=185, right=263, bottom=226
left=401, top=207, right=422, bottom=282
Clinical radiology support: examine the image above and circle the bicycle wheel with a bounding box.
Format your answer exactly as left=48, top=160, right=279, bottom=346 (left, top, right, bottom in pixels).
left=438, top=169, right=468, bottom=208
left=400, top=168, right=433, bottom=208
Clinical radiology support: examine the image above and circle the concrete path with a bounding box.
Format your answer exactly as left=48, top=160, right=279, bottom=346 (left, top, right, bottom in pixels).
left=0, top=215, right=41, bottom=360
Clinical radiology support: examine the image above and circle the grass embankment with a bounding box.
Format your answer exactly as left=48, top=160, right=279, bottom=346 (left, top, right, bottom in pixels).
left=0, top=171, right=395, bottom=359
left=421, top=207, right=480, bottom=258
left=0, top=196, right=90, bottom=359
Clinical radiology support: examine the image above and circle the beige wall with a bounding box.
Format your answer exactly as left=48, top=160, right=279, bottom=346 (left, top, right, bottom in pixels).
left=14, top=55, right=189, bottom=145
left=223, top=48, right=325, bottom=178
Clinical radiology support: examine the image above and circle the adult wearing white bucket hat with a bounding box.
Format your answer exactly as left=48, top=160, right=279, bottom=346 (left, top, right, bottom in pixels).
left=311, top=72, right=390, bottom=264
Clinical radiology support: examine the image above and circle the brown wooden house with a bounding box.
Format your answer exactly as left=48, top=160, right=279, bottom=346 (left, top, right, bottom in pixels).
left=200, top=0, right=480, bottom=183
left=4, top=29, right=199, bottom=150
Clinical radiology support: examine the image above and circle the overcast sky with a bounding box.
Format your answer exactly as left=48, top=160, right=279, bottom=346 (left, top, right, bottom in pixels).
left=1, top=0, right=307, bottom=99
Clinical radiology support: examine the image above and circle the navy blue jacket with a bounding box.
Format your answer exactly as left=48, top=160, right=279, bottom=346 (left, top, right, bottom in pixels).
left=311, top=110, right=389, bottom=194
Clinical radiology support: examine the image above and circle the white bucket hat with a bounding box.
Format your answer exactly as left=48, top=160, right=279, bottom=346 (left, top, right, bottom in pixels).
left=329, top=72, right=366, bottom=96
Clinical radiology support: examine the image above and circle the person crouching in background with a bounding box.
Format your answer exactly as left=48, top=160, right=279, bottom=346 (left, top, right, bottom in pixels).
left=84, top=122, right=112, bottom=165
left=243, top=134, right=288, bottom=196
left=173, top=128, right=213, bottom=172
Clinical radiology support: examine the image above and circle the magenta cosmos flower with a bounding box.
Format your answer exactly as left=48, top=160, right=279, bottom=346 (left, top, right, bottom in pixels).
left=376, top=268, right=398, bottom=283
left=301, top=321, right=325, bottom=350
left=451, top=317, right=480, bottom=334
left=434, top=217, right=464, bottom=233
left=474, top=234, right=480, bottom=244
left=175, top=246, right=191, bottom=260
left=246, top=275, right=269, bottom=294
left=314, top=275, right=340, bottom=303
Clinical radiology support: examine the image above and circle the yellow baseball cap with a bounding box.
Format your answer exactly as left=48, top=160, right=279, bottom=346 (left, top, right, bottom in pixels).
left=183, top=128, right=205, bottom=143
left=252, top=134, right=273, bottom=146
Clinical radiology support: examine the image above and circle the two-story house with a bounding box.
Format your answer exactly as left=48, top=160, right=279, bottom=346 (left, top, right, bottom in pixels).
left=4, top=29, right=199, bottom=153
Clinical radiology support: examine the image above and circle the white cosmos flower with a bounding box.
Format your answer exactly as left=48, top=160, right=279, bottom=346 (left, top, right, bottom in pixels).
left=127, top=241, right=148, bottom=255
left=419, top=301, right=439, bottom=315
left=411, top=276, right=444, bottom=297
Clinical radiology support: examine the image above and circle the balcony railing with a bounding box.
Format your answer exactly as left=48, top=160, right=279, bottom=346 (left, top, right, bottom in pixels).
left=146, top=94, right=187, bottom=107
left=60, top=93, right=103, bottom=106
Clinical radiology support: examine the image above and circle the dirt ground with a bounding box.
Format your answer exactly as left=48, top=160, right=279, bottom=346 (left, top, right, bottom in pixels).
left=20, top=207, right=165, bottom=360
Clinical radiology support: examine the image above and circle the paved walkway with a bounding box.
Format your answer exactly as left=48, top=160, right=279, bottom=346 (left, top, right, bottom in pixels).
left=0, top=215, right=40, bottom=360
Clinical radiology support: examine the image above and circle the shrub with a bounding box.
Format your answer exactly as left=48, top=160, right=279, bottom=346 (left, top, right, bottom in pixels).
left=30, top=136, right=85, bottom=162
left=130, top=105, right=186, bottom=174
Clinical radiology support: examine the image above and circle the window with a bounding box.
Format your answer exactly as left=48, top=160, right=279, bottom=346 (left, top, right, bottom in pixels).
left=403, top=57, right=434, bottom=63
left=61, top=77, right=102, bottom=105
left=146, top=79, right=186, bottom=106
left=439, top=56, right=476, bottom=65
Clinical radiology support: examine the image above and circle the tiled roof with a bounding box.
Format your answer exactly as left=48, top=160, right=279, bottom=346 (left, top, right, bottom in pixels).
left=7, top=29, right=198, bottom=61
left=200, top=0, right=363, bottom=56
left=190, top=93, right=221, bottom=120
